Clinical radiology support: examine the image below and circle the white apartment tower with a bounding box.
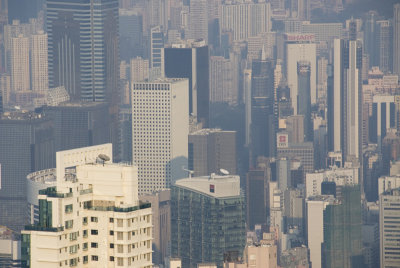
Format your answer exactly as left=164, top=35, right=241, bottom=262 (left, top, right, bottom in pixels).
left=30, top=30, right=48, bottom=91
left=11, top=34, right=30, bottom=91
left=132, top=79, right=189, bottom=194
left=21, top=144, right=153, bottom=268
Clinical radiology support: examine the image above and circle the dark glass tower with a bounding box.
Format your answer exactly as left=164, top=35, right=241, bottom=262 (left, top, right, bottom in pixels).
left=322, top=185, right=364, bottom=268
left=250, top=56, right=275, bottom=165
left=164, top=44, right=209, bottom=127
left=297, top=61, right=312, bottom=142
left=0, top=111, right=55, bottom=231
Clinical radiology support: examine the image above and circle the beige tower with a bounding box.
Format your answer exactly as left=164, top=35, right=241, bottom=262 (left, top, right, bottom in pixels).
left=30, top=30, right=48, bottom=91
left=11, top=34, right=30, bottom=91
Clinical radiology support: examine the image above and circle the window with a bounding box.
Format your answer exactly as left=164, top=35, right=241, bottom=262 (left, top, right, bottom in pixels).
left=91, top=256, right=98, bottom=261
left=109, top=218, right=114, bottom=223
left=69, top=245, right=78, bottom=254
left=110, top=230, right=114, bottom=236
left=117, top=258, right=124, bottom=266
left=69, top=232, right=78, bottom=241
left=83, top=256, right=88, bottom=264
left=117, top=245, right=123, bottom=253
left=117, top=232, right=123, bottom=240
left=91, top=230, right=98, bottom=235
left=65, top=220, right=73, bottom=229
left=83, top=243, right=88, bottom=251
left=110, top=243, right=114, bottom=249
left=83, top=230, right=88, bottom=238
left=91, top=217, right=98, bottom=222
left=69, top=258, right=78, bottom=266
left=110, top=256, right=114, bottom=262
left=117, top=219, right=123, bottom=227
left=65, top=204, right=73, bottom=213
left=91, top=242, right=98, bottom=248
left=82, top=217, right=88, bottom=225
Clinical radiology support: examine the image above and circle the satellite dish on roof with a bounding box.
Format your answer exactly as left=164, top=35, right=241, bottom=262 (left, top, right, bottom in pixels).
left=220, top=169, right=229, bottom=175
left=98, top=154, right=110, bottom=162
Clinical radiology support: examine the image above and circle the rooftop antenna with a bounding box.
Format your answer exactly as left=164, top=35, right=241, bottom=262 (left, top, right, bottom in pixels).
left=98, top=154, right=110, bottom=166
left=182, top=167, right=194, bottom=178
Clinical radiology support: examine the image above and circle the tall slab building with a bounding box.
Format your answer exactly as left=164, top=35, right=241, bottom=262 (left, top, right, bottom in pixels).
left=132, top=79, right=189, bottom=194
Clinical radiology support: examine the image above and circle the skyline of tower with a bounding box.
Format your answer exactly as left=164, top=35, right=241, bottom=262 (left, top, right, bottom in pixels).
left=30, top=30, right=48, bottom=91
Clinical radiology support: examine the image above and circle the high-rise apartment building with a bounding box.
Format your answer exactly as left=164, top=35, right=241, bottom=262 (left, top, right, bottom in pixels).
left=130, top=57, right=149, bottom=83
left=11, top=34, right=29, bottom=91
left=30, top=30, right=48, bottom=92
left=46, top=0, right=119, bottom=103
left=132, top=79, right=189, bottom=194
left=21, top=144, right=153, bottom=268
left=171, top=174, right=246, bottom=268
left=379, top=187, right=400, bottom=268
left=188, top=128, right=236, bottom=177
left=0, top=111, right=54, bottom=231
left=393, top=4, right=400, bottom=76
left=285, top=33, right=317, bottom=112
left=164, top=41, right=209, bottom=126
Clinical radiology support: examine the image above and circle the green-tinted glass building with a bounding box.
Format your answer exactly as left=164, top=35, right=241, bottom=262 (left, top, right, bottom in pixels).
left=171, top=175, right=246, bottom=268
left=322, top=185, right=364, bottom=268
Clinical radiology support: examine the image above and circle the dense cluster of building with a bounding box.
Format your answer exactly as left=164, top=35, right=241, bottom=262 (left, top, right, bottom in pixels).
left=0, top=0, right=400, bottom=267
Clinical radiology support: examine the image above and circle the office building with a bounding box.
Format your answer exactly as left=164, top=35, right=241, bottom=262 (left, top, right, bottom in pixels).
left=242, top=243, right=277, bottom=268
left=369, top=95, right=395, bottom=149
left=132, top=79, right=189, bottom=194
left=139, top=190, right=171, bottom=266
left=297, top=61, right=312, bottom=142
left=43, top=102, right=111, bottom=153
left=188, top=128, right=236, bottom=177
left=171, top=174, right=246, bottom=268
left=376, top=20, right=392, bottom=74
left=277, top=140, right=314, bottom=176
left=46, top=0, right=119, bottom=103
left=30, top=30, right=48, bottom=92
left=301, top=22, right=343, bottom=44
left=364, top=11, right=378, bottom=68
left=306, top=195, right=335, bottom=268
left=150, top=26, right=164, bottom=70
left=119, top=9, right=143, bottom=60
left=0, top=226, right=21, bottom=267
left=379, top=187, right=400, bottom=268
left=322, top=185, right=363, bottom=268
left=285, top=33, right=317, bottom=112
left=189, top=0, right=208, bottom=43
left=21, top=144, right=153, bottom=267
left=210, top=56, right=238, bottom=105
left=393, top=4, right=400, bottom=76
left=246, top=158, right=273, bottom=230
left=250, top=56, right=275, bottom=162
left=328, top=39, right=363, bottom=164
left=0, top=111, right=54, bottom=231
left=164, top=41, right=209, bottom=126
left=11, top=34, right=30, bottom=92
left=130, top=57, right=149, bottom=83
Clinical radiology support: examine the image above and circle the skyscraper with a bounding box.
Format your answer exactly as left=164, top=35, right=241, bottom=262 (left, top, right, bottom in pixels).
left=164, top=41, right=209, bottom=126
left=376, top=20, right=392, bottom=74
left=132, top=79, right=189, bottom=194
left=46, top=0, right=119, bottom=103
left=150, top=26, right=164, bottom=71
left=328, top=39, right=363, bottom=164
left=11, top=34, right=29, bottom=91
left=30, top=30, right=48, bottom=92
left=364, top=11, right=378, bottom=68
left=393, top=4, right=400, bottom=76
left=297, top=61, right=312, bottom=142
left=0, top=111, right=54, bottom=231
left=171, top=174, right=246, bottom=268
left=250, top=55, right=275, bottom=163
left=189, top=0, right=208, bottom=43
left=188, top=128, right=236, bottom=177
left=379, top=187, right=400, bottom=268
left=322, top=185, right=363, bottom=268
